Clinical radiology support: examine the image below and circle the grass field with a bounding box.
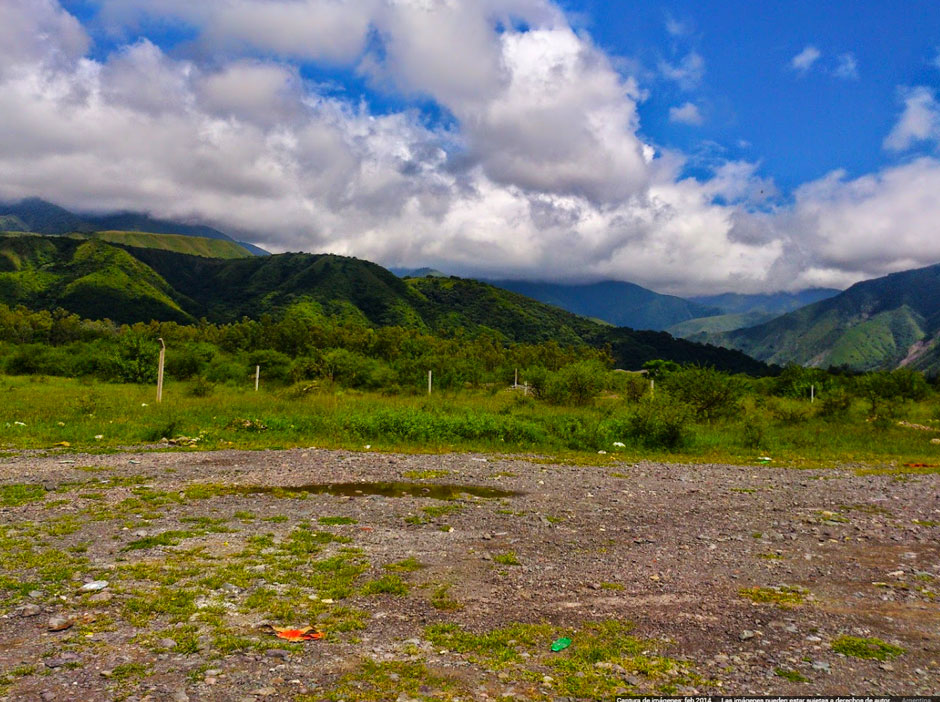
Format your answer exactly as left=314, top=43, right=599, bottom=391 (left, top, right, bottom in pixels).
left=1, top=374, right=938, bottom=469
left=90, top=231, right=252, bottom=259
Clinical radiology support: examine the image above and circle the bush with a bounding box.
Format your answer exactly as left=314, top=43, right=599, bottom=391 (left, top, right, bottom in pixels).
left=541, top=360, right=607, bottom=406
left=111, top=334, right=159, bottom=384
left=817, top=388, right=852, bottom=419
left=660, top=365, right=743, bottom=420
left=624, top=398, right=693, bottom=450
left=186, top=376, right=214, bottom=397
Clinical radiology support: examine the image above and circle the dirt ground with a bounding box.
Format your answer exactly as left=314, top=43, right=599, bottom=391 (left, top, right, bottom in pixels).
left=0, top=447, right=937, bottom=701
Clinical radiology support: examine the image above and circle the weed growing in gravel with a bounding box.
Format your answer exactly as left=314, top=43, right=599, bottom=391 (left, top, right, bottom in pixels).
left=384, top=557, right=424, bottom=572
left=318, top=516, right=358, bottom=525
left=429, top=583, right=463, bottom=611
left=493, top=551, right=521, bottom=566
left=774, top=667, right=808, bottom=682
left=360, top=574, right=409, bottom=596
left=830, top=635, right=905, bottom=660
left=739, top=585, right=808, bottom=607
left=0, top=484, right=45, bottom=506
left=402, top=469, right=450, bottom=479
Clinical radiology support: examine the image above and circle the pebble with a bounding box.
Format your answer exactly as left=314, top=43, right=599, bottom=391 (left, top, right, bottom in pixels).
left=47, top=616, right=73, bottom=632
left=249, top=687, right=277, bottom=697
left=19, top=604, right=42, bottom=617
left=265, top=649, right=289, bottom=660
left=739, top=630, right=756, bottom=641
left=171, top=692, right=189, bottom=702
left=79, top=580, right=109, bottom=592
left=88, top=592, right=113, bottom=603
left=811, top=660, right=831, bottom=672
left=44, top=653, right=79, bottom=668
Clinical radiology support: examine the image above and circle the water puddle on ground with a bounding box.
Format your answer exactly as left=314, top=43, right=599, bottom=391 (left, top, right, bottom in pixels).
left=237, top=481, right=520, bottom=500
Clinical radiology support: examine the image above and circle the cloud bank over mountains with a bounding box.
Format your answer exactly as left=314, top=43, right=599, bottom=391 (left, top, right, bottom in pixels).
left=0, top=0, right=938, bottom=295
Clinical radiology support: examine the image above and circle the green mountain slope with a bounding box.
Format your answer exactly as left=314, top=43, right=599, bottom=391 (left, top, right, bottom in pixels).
left=0, top=198, right=269, bottom=256
left=0, top=234, right=190, bottom=323
left=483, top=279, right=720, bottom=331
left=91, top=231, right=252, bottom=259
left=0, top=234, right=768, bottom=374
left=706, top=262, right=940, bottom=372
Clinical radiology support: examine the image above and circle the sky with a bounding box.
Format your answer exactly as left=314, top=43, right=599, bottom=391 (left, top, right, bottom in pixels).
left=1, top=1, right=940, bottom=295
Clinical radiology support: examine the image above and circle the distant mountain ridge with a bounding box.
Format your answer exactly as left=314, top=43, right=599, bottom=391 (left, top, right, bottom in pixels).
left=0, top=198, right=268, bottom=257
left=668, top=288, right=841, bottom=338
left=481, top=279, right=721, bottom=331
left=703, top=262, right=940, bottom=373
left=0, top=233, right=769, bottom=374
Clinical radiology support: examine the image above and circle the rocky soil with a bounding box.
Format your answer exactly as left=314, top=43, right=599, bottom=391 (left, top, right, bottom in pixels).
left=0, top=448, right=937, bottom=700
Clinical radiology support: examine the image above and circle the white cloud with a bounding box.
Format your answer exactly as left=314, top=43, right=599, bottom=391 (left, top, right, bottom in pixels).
left=790, top=45, right=821, bottom=72
left=658, top=51, right=705, bottom=90
left=833, top=52, right=858, bottom=80
left=668, top=102, right=703, bottom=126
left=884, top=86, right=940, bottom=151
left=665, top=17, right=690, bottom=37
left=2, top=0, right=940, bottom=297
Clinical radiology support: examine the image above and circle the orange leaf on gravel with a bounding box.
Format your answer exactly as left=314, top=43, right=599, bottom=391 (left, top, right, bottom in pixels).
left=269, top=625, right=323, bottom=642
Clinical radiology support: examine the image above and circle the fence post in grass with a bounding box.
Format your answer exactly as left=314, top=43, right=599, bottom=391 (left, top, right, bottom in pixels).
left=810, top=384, right=815, bottom=403
left=255, top=365, right=260, bottom=392
left=650, top=378, right=654, bottom=398
left=156, top=337, right=165, bottom=403
left=514, top=368, right=518, bottom=388
left=428, top=369, right=432, bottom=396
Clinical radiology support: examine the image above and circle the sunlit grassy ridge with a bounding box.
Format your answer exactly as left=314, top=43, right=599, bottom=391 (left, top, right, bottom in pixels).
left=91, top=231, right=252, bottom=259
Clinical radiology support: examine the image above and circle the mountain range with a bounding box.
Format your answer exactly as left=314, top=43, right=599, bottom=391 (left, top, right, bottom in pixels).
left=701, top=262, right=940, bottom=374
left=0, top=232, right=768, bottom=374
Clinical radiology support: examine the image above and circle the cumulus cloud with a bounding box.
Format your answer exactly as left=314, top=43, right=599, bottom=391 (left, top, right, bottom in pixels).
left=790, top=45, right=821, bottom=72
left=668, top=102, right=703, bottom=125
left=884, top=86, right=940, bottom=151
left=2, top=0, right=940, bottom=296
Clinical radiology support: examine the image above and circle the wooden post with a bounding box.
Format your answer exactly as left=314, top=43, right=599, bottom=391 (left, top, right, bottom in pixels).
left=523, top=382, right=528, bottom=397
left=650, top=378, right=654, bottom=398
left=255, top=365, right=260, bottom=391
left=156, top=338, right=165, bottom=403
left=810, top=384, right=815, bottom=403
left=514, top=368, right=518, bottom=388
left=428, top=370, right=432, bottom=396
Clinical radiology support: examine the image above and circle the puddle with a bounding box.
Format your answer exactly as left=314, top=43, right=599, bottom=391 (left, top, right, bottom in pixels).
left=238, top=481, right=520, bottom=500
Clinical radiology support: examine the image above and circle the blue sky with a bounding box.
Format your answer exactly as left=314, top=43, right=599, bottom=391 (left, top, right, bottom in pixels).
left=3, top=0, right=940, bottom=294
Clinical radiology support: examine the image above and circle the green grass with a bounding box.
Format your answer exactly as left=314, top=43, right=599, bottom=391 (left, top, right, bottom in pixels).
left=318, top=516, right=358, bottom=525
left=739, top=585, right=808, bottom=607
left=91, top=231, right=251, bottom=259
left=493, top=551, right=521, bottom=566
left=0, top=484, right=45, bottom=506
left=2, top=375, right=940, bottom=468
left=359, top=574, right=409, bottom=596
left=774, top=667, right=809, bottom=682
left=830, top=635, right=905, bottom=660
left=383, top=557, right=424, bottom=572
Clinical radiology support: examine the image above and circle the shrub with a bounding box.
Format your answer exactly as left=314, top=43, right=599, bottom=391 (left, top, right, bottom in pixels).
left=186, top=376, right=214, bottom=397
left=625, top=398, right=693, bottom=450
left=660, top=365, right=743, bottom=420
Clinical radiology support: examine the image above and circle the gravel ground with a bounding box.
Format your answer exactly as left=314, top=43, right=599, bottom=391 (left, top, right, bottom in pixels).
left=0, top=448, right=937, bottom=701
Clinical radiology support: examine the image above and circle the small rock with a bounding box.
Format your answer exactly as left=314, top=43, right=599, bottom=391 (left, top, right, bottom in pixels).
left=879, top=663, right=894, bottom=672
left=159, top=638, right=177, bottom=649
left=88, top=592, right=113, bottom=603
left=739, top=630, right=756, bottom=641
left=20, top=604, right=42, bottom=617
left=28, top=590, right=43, bottom=598
left=811, top=660, right=830, bottom=672
left=44, top=653, right=79, bottom=668
left=171, top=692, right=190, bottom=702
left=40, top=692, right=57, bottom=701
left=79, top=580, right=109, bottom=592
left=265, top=649, right=289, bottom=660
left=249, top=687, right=277, bottom=697
left=805, top=635, right=822, bottom=642
left=47, top=616, right=73, bottom=632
